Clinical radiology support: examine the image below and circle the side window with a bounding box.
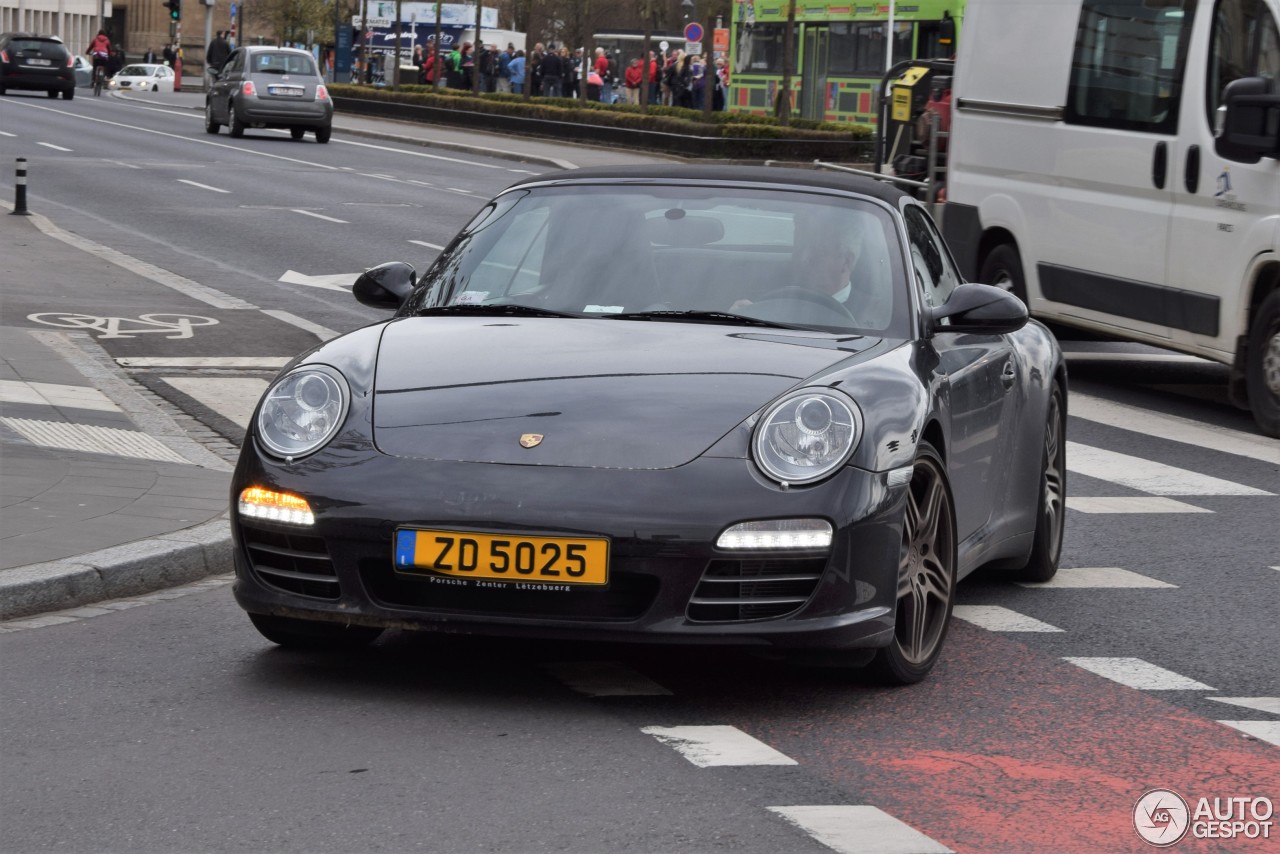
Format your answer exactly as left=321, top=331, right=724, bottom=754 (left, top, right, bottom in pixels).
left=903, top=206, right=960, bottom=309
left=1207, top=0, right=1280, bottom=124
left=1065, top=0, right=1198, bottom=133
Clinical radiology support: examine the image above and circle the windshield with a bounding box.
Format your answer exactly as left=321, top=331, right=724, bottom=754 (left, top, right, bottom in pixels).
left=408, top=184, right=909, bottom=335
left=118, top=65, right=155, bottom=76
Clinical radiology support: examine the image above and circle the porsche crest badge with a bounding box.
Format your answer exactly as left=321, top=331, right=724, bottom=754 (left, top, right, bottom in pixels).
left=519, top=433, right=544, bottom=448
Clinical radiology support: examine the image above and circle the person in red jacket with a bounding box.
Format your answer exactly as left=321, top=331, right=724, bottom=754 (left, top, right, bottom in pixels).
left=623, top=57, right=643, bottom=105
left=85, top=29, right=112, bottom=82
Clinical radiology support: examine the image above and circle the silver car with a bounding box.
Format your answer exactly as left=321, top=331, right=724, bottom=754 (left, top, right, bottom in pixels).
left=205, top=46, right=332, bottom=142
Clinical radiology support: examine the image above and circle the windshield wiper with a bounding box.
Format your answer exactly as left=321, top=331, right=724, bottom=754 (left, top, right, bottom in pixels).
left=602, top=310, right=803, bottom=329
left=416, top=304, right=580, bottom=319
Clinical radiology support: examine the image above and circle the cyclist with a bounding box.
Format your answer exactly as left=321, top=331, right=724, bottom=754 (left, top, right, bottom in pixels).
left=86, top=29, right=111, bottom=91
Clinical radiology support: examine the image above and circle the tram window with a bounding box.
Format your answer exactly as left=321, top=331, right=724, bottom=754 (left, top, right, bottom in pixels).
left=734, top=23, right=800, bottom=74
left=827, top=22, right=915, bottom=75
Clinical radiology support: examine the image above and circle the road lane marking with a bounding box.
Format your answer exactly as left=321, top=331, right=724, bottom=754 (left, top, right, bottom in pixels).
left=0, top=417, right=190, bottom=464
left=641, top=725, right=797, bottom=767
left=177, top=179, right=230, bottom=193
left=0, top=381, right=121, bottom=413
left=4, top=100, right=344, bottom=170
left=543, top=661, right=673, bottom=696
left=1066, top=497, right=1212, bottom=514
left=37, top=142, right=72, bottom=151
left=1070, top=392, right=1279, bottom=463
left=952, top=606, right=1064, bottom=632
left=335, top=136, right=511, bottom=169
left=259, top=309, right=337, bottom=341
left=447, top=187, right=473, bottom=193
left=1064, top=657, right=1215, bottom=691
left=104, top=159, right=143, bottom=169
left=408, top=240, right=445, bottom=250
left=291, top=209, right=349, bottom=223
left=1217, top=721, right=1280, bottom=747
left=1016, top=567, right=1177, bottom=589
left=115, top=357, right=291, bottom=368
left=0, top=131, right=15, bottom=137
left=1207, top=697, right=1280, bottom=714
left=161, top=377, right=268, bottom=428
left=768, top=806, right=954, bottom=854
left=277, top=270, right=360, bottom=291
left=13, top=209, right=254, bottom=310
left=1067, top=443, right=1274, bottom=496
left=408, top=179, right=435, bottom=186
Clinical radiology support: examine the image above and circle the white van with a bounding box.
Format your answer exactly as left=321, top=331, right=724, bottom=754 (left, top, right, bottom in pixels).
left=941, top=0, right=1280, bottom=437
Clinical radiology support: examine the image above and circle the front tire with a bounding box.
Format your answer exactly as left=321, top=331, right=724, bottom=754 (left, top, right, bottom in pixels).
left=204, top=102, right=220, bottom=134
left=869, top=441, right=957, bottom=685
left=979, top=243, right=1028, bottom=304
left=1010, top=382, right=1066, bottom=582
left=248, top=613, right=383, bottom=650
left=1245, top=290, right=1280, bottom=438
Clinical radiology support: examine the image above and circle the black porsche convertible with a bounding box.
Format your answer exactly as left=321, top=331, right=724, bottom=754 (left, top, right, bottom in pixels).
left=232, top=166, right=1067, bottom=684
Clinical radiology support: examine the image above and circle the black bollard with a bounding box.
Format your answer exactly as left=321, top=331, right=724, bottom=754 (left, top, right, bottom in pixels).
left=12, top=158, right=30, bottom=216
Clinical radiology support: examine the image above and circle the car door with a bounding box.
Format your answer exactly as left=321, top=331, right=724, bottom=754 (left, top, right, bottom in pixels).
left=213, top=50, right=242, bottom=121
left=905, top=205, right=1015, bottom=544
left=1166, top=0, right=1280, bottom=357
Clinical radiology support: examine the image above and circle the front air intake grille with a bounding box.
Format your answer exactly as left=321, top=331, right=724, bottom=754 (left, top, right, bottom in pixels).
left=241, top=525, right=339, bottom=600
left=686, top=558, right=826, bottom=622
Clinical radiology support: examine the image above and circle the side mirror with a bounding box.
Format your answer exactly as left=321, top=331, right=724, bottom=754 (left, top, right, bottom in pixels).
left=353, top=261, right=417, bottom=309
left=1215, top=76, right=1280, bottom=162
left=931, top=283, right=1028, bottom=335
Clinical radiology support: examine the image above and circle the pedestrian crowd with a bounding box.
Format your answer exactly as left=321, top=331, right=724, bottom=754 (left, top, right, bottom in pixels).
left=407, top=41, right=728, bottom=109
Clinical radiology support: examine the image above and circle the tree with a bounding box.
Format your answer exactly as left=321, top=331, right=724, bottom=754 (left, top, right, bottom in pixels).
left=258, top=0, right=334, bottom=46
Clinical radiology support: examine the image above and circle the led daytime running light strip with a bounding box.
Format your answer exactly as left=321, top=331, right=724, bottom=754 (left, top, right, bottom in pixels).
left=238, top=487, right=315, bottom=526
left=716, top=520, right=833, bottom=550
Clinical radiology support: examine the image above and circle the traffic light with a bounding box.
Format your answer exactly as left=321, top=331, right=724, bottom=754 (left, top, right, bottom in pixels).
left=164, top=0, right=182, bottom=21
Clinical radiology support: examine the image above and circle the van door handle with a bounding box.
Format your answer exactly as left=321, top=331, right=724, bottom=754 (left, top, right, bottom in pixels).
left=1185, top=144, right=1200, bottom=194
left=1152, top=141, right=1168, bottom=190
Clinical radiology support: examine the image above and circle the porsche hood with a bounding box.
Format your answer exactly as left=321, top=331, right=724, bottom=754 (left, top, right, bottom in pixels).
left=371, top=317, right=874, bottom=469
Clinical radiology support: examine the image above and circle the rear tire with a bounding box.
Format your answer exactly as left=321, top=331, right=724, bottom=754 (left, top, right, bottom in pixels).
left=979, top=243, right=1028, bottom=304
left=204, top=102, right=220, bottom=134
left=868, top=441, right=957, bottom=685
left=228, top=101, right=245, bottom=138
left=1010, top=382, right=1066, bottom=582
left=1245, top=290, right=1280, bottom=438
left=46, top=89, right=58, bottom=98
left=315, top=125, right=331, bottom=144
left=62, top=88, right=74, bottom=100
left=248, top=613, right=383, bottom=650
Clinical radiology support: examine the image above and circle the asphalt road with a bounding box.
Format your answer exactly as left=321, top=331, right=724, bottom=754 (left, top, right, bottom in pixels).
left=1, top=90, right=1277, bottom=853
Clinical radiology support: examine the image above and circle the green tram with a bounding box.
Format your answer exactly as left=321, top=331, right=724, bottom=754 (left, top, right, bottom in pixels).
left=727, top=0, right=965, bottom=124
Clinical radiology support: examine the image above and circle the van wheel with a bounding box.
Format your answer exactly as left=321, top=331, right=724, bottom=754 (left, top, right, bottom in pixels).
left=1245, top=290, right=1280, bottom=438
left=979, top=243, right=1028, bottom=304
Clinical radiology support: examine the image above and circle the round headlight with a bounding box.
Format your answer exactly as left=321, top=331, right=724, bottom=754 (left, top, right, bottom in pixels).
left=256, top=366, right=350, bottom=459
left=752, top=389, right=862, bottom=485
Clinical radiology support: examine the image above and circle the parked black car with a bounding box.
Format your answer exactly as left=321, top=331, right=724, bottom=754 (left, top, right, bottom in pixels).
left=0, top=33, right=76, bottom=99
left=205, top=45, right=332, bottom=142
left=230, top=166, right=1067, bottom=685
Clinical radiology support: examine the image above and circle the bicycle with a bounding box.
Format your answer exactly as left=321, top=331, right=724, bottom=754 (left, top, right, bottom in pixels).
left=92, top=63, right=105, bottom=96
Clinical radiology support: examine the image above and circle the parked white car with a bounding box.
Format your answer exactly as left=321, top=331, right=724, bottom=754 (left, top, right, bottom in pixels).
left=107, top=63, right=175, bottom=93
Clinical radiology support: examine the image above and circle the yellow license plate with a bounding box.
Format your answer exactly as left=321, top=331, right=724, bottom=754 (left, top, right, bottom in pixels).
left=394, top=529, right=609, bottom=585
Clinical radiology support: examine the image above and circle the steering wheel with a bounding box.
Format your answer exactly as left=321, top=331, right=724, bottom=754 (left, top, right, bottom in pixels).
left=752, top=286, right=858, bottom=324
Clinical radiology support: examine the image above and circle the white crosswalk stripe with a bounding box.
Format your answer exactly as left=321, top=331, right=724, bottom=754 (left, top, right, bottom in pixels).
left=1070, top=392, right=1279, bottom=463
left=953, top=605, right=1063, bottom=632
left=1207, top=697, right=1280, bottom=714
left=1067, top=443, right=1272, bottom=496
left=1016, top=567, right=1176, bottom=589
left=160, top=377, right=268, bottom=428
left=642, top=725, right=797, bottom=767
left=768, top=806, right=954, bottom=854
left=0, top=380, right=121, bottom=413
left=1066, top=496, right=1211, bottom=514
left=1064, top=657, right=1215, bottom=691
left=1216, top=721, right=1280, bottom=747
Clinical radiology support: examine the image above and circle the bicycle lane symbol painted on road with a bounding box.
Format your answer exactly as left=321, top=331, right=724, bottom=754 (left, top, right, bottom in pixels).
left=27, top=313, right=220, bottom=340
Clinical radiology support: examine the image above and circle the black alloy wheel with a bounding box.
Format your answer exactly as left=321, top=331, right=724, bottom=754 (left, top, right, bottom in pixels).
left=248, top=613, right=383, bottom=650
left=870, top=441, right=957, bottom=685
left=1012, top=383, right=1066, bottom=582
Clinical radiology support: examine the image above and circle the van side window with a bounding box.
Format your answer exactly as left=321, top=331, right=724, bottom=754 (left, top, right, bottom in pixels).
left=1065, top=0, right=1198, bottom=134
left=1207, top=0, right=1280, bottom=124
left=903, top=206, right=960, bottom=309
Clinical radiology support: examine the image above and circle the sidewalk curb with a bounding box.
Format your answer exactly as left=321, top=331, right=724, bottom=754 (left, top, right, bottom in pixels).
left=0, top=518, right=233, bottom=620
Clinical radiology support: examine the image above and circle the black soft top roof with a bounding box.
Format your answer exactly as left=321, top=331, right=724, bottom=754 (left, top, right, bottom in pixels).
left=507, top=164, right=911, bottom=206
